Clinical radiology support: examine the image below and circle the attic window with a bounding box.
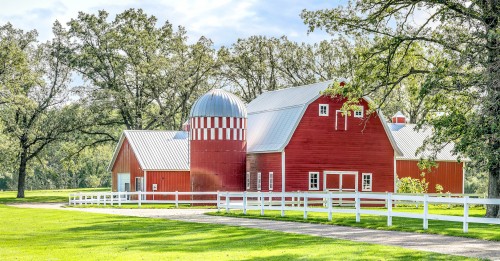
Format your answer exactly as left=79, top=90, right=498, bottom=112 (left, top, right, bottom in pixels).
left=354, top=106, right=363, bottom=118
left=319, top=104, right=329, bottom=116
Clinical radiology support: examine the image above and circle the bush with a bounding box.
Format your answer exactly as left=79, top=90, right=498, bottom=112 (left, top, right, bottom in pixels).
left=397, top=177, right=429, bottom=194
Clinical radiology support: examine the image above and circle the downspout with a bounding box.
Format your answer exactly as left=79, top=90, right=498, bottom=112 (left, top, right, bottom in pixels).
left=393, top=151, right=397, bottom=193
left=462, top=162, right=465, bottom=194
left=281, top=150, right=286, bottom=193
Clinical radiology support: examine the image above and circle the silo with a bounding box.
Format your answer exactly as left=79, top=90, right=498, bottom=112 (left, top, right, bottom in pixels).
left=189, top=89, right=247, bottom=192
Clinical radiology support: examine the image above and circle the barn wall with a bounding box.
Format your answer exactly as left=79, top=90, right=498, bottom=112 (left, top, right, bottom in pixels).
left=396, top=160, right=464, bottom=193
left=111, top=139, right=143, bottom=193
left=247, top=152, right=282, bottom=192
left=284, top=96, right=395, bottom=192
left=146, top=171, right=191, bottom=200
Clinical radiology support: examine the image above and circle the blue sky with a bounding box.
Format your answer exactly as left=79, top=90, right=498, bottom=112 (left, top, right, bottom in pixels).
left=0, top=0, right=343, bottom=47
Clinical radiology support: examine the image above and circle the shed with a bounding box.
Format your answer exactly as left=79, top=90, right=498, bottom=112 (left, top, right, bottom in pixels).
left=108, top=130, right=190, bottom=199
left=389, top=121, right=466, bottom=193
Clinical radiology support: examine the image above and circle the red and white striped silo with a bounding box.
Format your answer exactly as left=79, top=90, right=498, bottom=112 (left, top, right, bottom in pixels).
left=189, top=89, right=247, bottom=192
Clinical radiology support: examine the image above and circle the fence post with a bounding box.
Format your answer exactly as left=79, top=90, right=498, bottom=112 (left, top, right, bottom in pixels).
left=303, top=192, right=308, bottom=220
left=463, top=196, right=469, bottom=233
left=292, top=196, right=295, bottom=207
left=260, top=191, right=265, bottom=216
left=110, top=193, right=114, bottom=206
left=175, top=191, right=179, bottom=208
left=328, top=192, right=333, bottom=221
left=216, top=191, right=220, bottom=212
left=138, top=192, right=142, bottom=208
left=68, top=195, right=71, bottom=206
left=243, top=191, right=247, bottom=215
left=281, top=192, right=285, bottom=217
left=118, top=192, right=122, bottom=206
left=385, top=192, right=388, bottom=208
left=103, top=193, right=106, bottom=206
left=355, top=191, right=361, bottom=223
left=447, top=192, right=451, bottom=209
left=423, top=194, right=429, bottom=230
left=387, top=193, right=392, bottom=226
left=225, top=192, right=230, bottom=213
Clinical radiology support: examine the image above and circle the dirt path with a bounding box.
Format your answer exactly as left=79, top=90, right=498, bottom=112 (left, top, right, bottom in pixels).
left=11, top=203, right=500, bottom=260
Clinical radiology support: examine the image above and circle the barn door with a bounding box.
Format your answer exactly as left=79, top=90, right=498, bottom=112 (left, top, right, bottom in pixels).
left=324, top=171, right=358, bottom=206
left=323, top=171, right=358, bottom=192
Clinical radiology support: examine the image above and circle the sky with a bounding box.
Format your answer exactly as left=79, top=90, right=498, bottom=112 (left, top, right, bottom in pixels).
left=0, top=0, right=343, bottom=47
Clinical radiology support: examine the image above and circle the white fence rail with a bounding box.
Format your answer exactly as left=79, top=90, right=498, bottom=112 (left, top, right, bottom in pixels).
left=68, top=191, right=499, bottom=233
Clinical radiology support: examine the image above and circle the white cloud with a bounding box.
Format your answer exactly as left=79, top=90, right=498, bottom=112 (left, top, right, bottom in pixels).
left=0, top=0, right=334, bottom=46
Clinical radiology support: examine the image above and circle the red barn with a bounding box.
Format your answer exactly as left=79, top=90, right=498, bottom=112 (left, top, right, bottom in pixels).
left=109, top=80, right=466, bottom=196
left=108, top=131, right=190, bottom=199
left=245, top=80, right=402, bottom=193
left=389, top=113, right=466, bottom=193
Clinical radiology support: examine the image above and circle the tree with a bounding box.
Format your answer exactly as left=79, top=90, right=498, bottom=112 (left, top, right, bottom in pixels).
left=302, top=0, right=499, bottom=217
left=61, top=9, right=216, bottom=131
left=0, top=23, right=87, bottom=198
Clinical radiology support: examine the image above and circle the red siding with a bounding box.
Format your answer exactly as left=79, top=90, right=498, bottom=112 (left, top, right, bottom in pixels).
left=396, top=160, right=464, bottom=193
left=190, top=116, right=246, bottom=192
left=111, top=139, right=143, bottom=193
left=247, top=153, right=282, bottom=192
left=284, top=96, right=395, bottom=192
left=146, top=171, right=191, bottom=200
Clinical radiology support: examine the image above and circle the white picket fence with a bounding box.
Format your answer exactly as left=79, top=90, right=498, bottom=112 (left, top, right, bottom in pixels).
left=68, top=191, right=499, bottom=233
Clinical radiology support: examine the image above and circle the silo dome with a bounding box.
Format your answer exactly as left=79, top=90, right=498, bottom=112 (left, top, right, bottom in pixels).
left=190, top=89, right=247, bottom=118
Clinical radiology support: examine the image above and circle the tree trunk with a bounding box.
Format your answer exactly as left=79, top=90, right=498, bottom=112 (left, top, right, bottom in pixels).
left=485, top=166, right=499, bottom=217
left=16, top=150, right=28, bottom=198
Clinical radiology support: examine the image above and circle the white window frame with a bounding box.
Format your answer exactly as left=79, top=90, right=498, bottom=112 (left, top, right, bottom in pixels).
left=362, top=173, right=372, bottom=191
left=246, top=172, right=250, bottom=190
left=269, top=172, right=274, bottom=191
left=257, top=172, right=262, bottom=191
left=309, top=172, right=319, bottom=190
left=319, top=104, right=329, bottom=116
left=354, top=106, right=364, bottom=118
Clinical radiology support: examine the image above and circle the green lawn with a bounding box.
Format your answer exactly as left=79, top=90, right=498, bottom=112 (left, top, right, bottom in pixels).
left=0, top=205, right=476, bottom=260
left=210, top=206, right=500, bottom=241
left=0, top=188, right=110, bottom=204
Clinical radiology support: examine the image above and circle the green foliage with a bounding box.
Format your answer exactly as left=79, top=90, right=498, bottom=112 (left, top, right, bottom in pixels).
left=302, top=0, right=500, bottom=216
left=435, top=184, right=444, bottom=194
left=397, top=177, right=429, bottom=194
left=60, top=9, right=217, bottom=131
left=0, top=205, right=471, bottom=260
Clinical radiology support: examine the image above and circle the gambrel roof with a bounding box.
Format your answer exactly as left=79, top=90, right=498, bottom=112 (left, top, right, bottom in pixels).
left=107, top=130, right=189, bottom=171
left=246, top=80, right=402, bottom=155
left=388, top=123, right=465, bottom=161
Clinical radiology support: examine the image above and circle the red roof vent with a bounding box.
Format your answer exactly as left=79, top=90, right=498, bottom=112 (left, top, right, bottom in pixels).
left=392, top=111, right=406, bottom=124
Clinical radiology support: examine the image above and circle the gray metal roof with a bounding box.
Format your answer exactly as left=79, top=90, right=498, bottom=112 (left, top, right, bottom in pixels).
left=108, top=130, right=189, bottom=171
left=190, top=89, right=247, bottom=118
left=388, top=123, right=463, bottom=161
left=247, top=80, right=402, bottom=154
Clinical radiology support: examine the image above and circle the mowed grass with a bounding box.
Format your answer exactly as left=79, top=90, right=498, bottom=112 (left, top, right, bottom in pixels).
left=0, top=188, right=110, bottom=204
left=0, top=205, right=475, bottom=261
left=210, top=206, right=500, bottom=241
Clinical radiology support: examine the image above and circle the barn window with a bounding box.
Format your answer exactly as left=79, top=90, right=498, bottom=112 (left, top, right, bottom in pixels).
left=246, top=172, right=250, bottom=190
left=354, top=106, right=364, bottom=118
left=257, top=172, right=262, bottom=191
left=319, top=104, right=329, bottom=116
left=269, top=172, right=274, bottom=191
left=362, top=173, right=372, bottom=191
left=309, top=172, right=319, bottom=190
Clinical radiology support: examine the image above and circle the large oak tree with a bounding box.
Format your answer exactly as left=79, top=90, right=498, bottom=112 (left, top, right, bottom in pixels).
left=302, top=0, right=499, bottom=216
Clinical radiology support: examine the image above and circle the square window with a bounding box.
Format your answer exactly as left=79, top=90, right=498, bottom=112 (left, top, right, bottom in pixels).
left=309, top=172, right=319, bottom=190
left=354, top=106, right=364, bottom=118
left=319, top=104, right=329, bottom=116
left=362, top=173, right=372, bottom=191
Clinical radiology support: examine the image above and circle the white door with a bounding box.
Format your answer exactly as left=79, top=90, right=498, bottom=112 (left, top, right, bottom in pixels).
left=117, top=173, right=130, bottom=192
